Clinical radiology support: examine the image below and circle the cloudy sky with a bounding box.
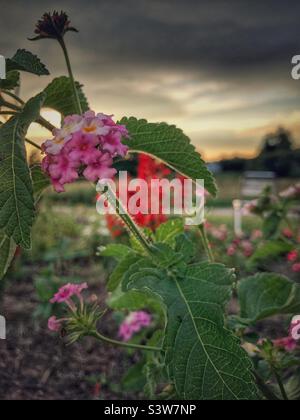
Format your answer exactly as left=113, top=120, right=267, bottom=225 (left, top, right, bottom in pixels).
left=1, top=0, right=300, bottom=160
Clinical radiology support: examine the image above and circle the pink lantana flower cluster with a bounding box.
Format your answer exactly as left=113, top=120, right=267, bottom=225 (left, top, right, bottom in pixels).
left=42, top=111, right=129, bottom=192
left=119, top=311, right=152, bottom=342
left=48, top=282, right=88, bottom=332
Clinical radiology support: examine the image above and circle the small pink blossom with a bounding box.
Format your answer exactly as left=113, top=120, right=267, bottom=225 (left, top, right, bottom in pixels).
left=282, top=228, right=294, bottom=239
left=48, top=316, right=62, bottom=332
left=83, top=153, right=116, bottom=182
left=251, top=230, right=263, bottom=241
left=273, top=337, right=297, bottom=352
left=287, top=250, right=298, bottom=263
left=292, top=263, right=300, bottom=273
left=119, top=311, right=152, bottom=342
left=227, top=244, right=237, bottom=256
left=50, top=282, right=88, bottom=304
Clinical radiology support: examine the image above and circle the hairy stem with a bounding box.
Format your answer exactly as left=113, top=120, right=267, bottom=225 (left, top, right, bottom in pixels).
left=91, top=331, right=162, bottom=353
left=199, top=224, right=215, bottom=262
left=103, top=184, right=154, bottom=255
left=58, top=38, right=82, bottom=115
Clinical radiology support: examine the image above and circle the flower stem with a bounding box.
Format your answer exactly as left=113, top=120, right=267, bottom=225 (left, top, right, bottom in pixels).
left=58, top=38, right=82, bottom=115
left=25, top=138, right=42, bottom=151
left=91, top=330, right=162, bottom=353
left=199, top=224, right=215, bottom=262
left=104, top=184, right=154, bottom=255
left=0, top=98, right=55, bottom=133
left=272, top=367, right=289, bottom=401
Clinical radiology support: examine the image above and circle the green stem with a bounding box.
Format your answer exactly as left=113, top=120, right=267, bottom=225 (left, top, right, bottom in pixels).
left=91, top=331, right=162, bottom=353
left=104, top=184, right=154, bottom=255
left=272, top=367, right=289, bottom=401
left=0, top=111, right=17, bottom=116
left=253, top=370, right=279, bottom=401
left=0, top=98, right=55, bottom=133
left=58, top=38, right=82, bottom=115
left=25, top=138, right=42, bottom=151
left=199, top=224, right=214, bottom=262
left=1, top=89, right=24, bottom=105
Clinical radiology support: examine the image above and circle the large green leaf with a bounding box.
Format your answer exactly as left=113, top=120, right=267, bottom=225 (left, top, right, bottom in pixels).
left=0, top=93, right=46, bottom=248
left=155, top=219, right=184, bottom=246
left=0, top=231, right=16, bottom=280
left=0, top=71, right=20, bottom=90
left=238, top=273, right=300, bottom=323
left=43, top=76, right=89, bottom=116
left=120, top=117, right=217, bottom=197
left=6, top=49, right=49, bottom=76
left=122, top=249, right=258, bottom=400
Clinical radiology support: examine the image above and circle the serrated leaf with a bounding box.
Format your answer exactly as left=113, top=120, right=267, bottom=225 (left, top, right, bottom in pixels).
left=175, top=233, right=196, bottom=263
left=30, top=165, right=50, bottom=202
left=0, top=231, right=16, bottom=280
left=0, top=71, right=20, bottom=90
left=246, top=241, right=293, bottom=270
left=120, top=117, right=217, bottom=197
left=238, top=273, right=300, bottom=323
left=43, top=76, right=89, bottom=116
left=100, top=244, right=132, bottom=262
left=123, top=252, right=258, bottom=400
left=155, top=219, right=184, bottom=246
left=0, top=93, right=46, bottom=248
left=6, top=49, right=49, bottom=76
left=107, top=253, right=140, bottom=292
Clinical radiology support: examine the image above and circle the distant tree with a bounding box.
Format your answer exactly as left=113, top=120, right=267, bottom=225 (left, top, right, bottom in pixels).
left=260, top=127, right=293, bottom=155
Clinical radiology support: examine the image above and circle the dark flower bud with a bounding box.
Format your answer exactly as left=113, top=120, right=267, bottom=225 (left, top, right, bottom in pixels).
left=29, top=11, right=78, bottom=41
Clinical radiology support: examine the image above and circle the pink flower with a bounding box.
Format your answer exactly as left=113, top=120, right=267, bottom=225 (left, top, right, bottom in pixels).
left=83, top=153, right=116, bottom=182
left=251, top=230, right=263, bottom=241
left=48, top=316, right=62, bottom=332
left=241, top=240, right=254, bottom=257
left=287, top=250, right=298, bottom=263
left=41, top=111, right=128, bottom=192
left=50, top=282, right=88, bottom=304
left=118, top=311, right=152, bottom=342
left=283, top=228, right=294, bottom=239
left=292, top=263, right=300, bottom=273
left=280, top=184, right=300, bottom=200
left=67, top=132, right=100, bottom=165
left=273, top=337, right=297, bottom=352
left=227, top=244, right=237, bottom=256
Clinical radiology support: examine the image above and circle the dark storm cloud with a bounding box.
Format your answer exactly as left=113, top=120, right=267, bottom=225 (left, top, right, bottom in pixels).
left=1, top=0, right=300, bottom=158
left=1, top=0, right=300, bottom=78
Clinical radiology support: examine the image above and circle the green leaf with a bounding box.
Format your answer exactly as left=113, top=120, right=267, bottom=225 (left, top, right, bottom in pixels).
left=262, top=211, right=282, bottom=239
left=107, top=253, right=140, bottom=292
left=0, top=71, right=20, bottom=90
left=30, top=165, right=50, bottom=202
left=155, top=219, right=184, bottom=246
left=238, top=273, right=300, bottom=323
left=246, top=240, right=293, bottom=270
left=0, top=93, right=46, bottom=248
left=6, top=49, right=49, bottom=76
left=123, top=252, right=258, bottom=400
left=0, top=231, right=16, bottom=280
left=43, top=76, right=89, bottom=116
left=99, top=244, right=132, bottom=262
left=120, top=117, right=217, bottom=197
left=122, top=360, right=147, bottom=392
